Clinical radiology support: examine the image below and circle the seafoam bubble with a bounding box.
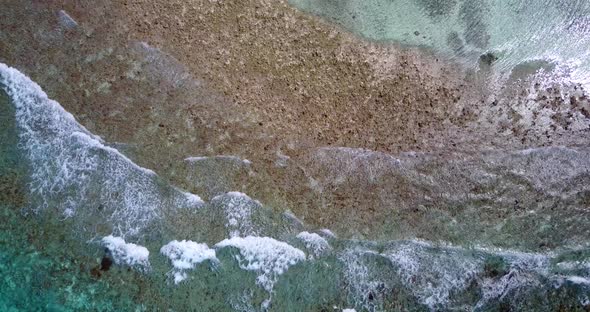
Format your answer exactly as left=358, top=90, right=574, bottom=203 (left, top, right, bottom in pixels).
left=229, top=290, right=258, bottom=312
left=160, top=240, right=218, bottom=284
left=215, top=236, right=306, bottom=309
left=101, top=235, right=150, bottom=270
left=215, top=236, right=306, bottom=291
left=381, top=240, right=557, bottom=311
left=474, top=250, right=550, bottom=309
left=319, top=228, right=337, bottom=238
left=212, top=192, right=262, bottom=237
left=384, top=240, right=483, bottom=310
left=185, top=155, right=251, bottom=166
left=296, top=231, right=331, bottom=259
left=177, top=191, right=205, bottom=209
left=339, top=247, right=390, bottom=311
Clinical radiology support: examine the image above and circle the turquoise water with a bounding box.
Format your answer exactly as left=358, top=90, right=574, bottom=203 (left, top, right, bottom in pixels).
left=288, top=0, right=590, bottom=87
left=1, top=61, right=590, bottom=311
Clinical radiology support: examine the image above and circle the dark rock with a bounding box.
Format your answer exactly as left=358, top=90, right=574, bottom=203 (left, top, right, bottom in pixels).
left=100, top=256, right=113, bottom=271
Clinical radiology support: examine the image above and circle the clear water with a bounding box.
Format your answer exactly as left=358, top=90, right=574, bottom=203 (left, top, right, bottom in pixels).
left=2, top=1, right=590, bottom=311
left=288, top=0, right=590, bottom=88
left=1, top=63, right=590, bottom=311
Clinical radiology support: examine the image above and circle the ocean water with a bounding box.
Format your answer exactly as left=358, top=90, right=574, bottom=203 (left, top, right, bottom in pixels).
left=288, top=0, right=590, bottom=88
left=1, top=62, right=590, bottom=311
left=2, top=0, right=590, bottom=310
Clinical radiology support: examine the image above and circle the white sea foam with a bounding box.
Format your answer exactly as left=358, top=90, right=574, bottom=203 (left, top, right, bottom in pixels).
left=311, top=147, right=402, bottom=184
left=473, top=248, right=553, bottom=310
left=101, top=235, right=150, bottom=269
left=161, top=240, right=218, bottom=284
left=215, top=236, right=306, bottom=292
left=384, top=241, right=482, bottom=310
left=381, top=240, right=557, bottom=311
left=184, top=156, right=209, bottom=162
left=229, top=290, right=258, bottom=312
left=319, top=228, right=337, bottom=238
left=57, top=10, right=78, bottom=29
left=283, top=211, right=305, bottom=229
left=338, top=248, right=388, bottom=311
left=296, top=231, right=331, bottom=258
left=212, top=192, right=262, bottom=237
left=178, top=191, right=204, bottom=208
left=566, top=276, right=590, bottom=285
left=0, top=63, right=202, bottom=238
left=185, top=155, right=251, bottom=166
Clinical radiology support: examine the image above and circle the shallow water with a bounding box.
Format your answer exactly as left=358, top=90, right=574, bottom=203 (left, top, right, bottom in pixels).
left=1, top=63, right=590, bottom=311
left=2, top=1, right=590, bottom=311
left=288, top=0, right=590, bottom=87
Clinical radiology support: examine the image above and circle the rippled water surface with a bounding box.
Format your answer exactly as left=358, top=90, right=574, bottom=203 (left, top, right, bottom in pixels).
left=1, top=1, right=590, bottom=311
left=289, top=0, right=590, bottom=87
